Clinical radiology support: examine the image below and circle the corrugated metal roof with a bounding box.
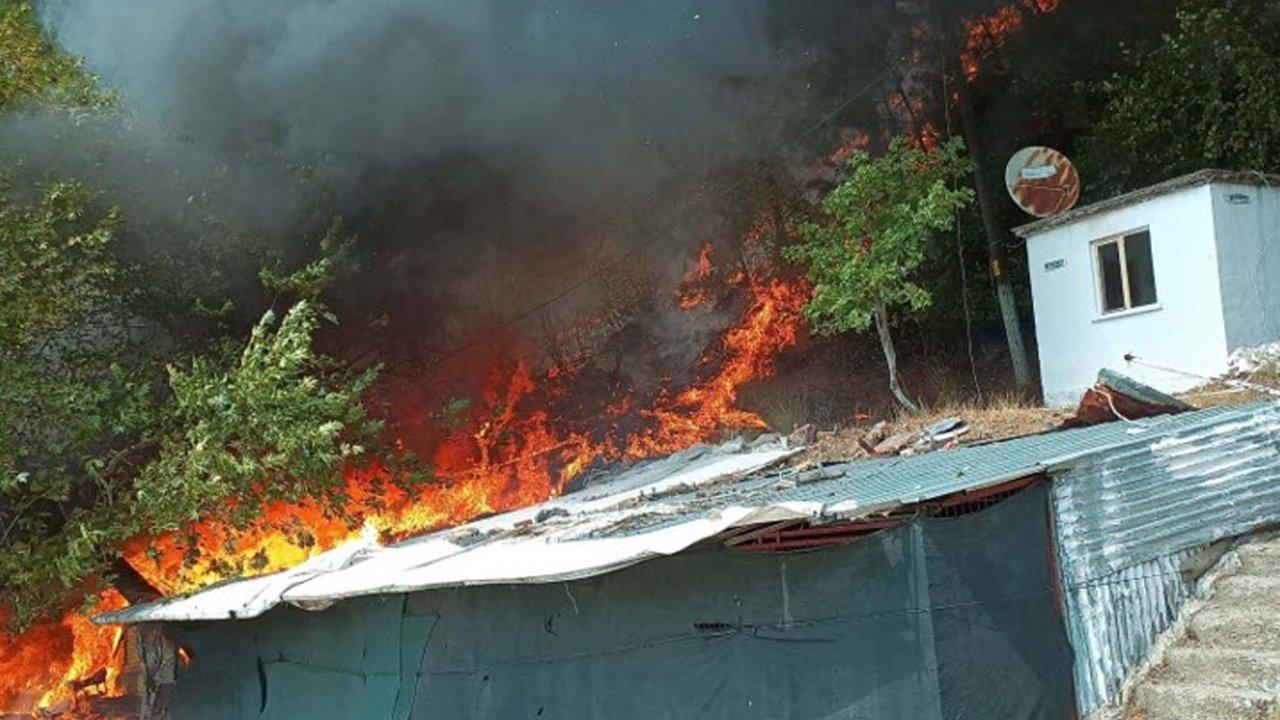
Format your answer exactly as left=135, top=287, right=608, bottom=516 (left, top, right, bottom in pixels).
left=97, top=402, right=1280, bottom=626
left=1055, top=403, right=1280, bottom=583
left=644, top=404, right=1266, bottom=529
left=98, top=444, right=807, bottom=624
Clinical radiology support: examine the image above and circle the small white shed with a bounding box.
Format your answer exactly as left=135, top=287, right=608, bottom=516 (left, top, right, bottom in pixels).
left=1015, top=169, right=1280, bottom=406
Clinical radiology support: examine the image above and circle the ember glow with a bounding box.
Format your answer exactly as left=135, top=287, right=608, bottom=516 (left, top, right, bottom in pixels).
left=0, top=214, right=809, bottom=716
left=962, top=0, right=1065, bottom=80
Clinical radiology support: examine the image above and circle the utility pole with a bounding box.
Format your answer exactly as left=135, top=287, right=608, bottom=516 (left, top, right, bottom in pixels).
left=934, top=0, right=1033, bottom=390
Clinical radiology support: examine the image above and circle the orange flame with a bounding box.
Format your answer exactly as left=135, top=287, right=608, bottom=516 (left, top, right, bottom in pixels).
left=812, top=130, right=872, bottom=177
left=961, top=0, right=1065, bottom=81
left=676, top=242, right=716, bottom=310
left=629, top=275, right=807, bottom=457
left=0, top=214, right=811, bottom=717
left=1, top=590, right=127, bottom=716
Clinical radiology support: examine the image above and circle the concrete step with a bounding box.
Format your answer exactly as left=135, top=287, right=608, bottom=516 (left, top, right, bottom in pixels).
left=1132, top=681, right=1274, bottom=720
left=1152, top=646, right=1280, bottom=692
left=1213, top=574, right=1280, bottom=608
left=1237, top=541, right=1280, bottom=575
left=1187, top=608, right=1280, bottom=650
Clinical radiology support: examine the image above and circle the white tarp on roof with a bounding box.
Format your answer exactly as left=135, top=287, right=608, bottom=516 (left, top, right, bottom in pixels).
left=286, top=502, right=818, bottom=603
left=97, top=443, right=802, bottom=624
left=100, top=531, right=381, bottom=623
left=99, top=403, right=1280, bottom=626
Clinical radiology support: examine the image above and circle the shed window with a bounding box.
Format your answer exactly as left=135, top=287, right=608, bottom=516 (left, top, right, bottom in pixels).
left=1094, top=230, right=1156, bottom=313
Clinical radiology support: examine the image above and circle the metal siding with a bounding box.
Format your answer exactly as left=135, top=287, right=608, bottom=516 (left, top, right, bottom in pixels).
left=1061, top=546, right=1202, bottom=714
left=1055, top=407, right=1280, bottom=582
left=1053, top=404, right=1280, bottom=713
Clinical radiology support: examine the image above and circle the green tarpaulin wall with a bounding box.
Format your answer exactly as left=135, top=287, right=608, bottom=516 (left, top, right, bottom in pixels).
left=170, top=482, right=1075, bottom=719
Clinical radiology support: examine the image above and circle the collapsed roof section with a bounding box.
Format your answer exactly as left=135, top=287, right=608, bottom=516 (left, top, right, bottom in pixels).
left=98, top=402, right=1280, bottom=626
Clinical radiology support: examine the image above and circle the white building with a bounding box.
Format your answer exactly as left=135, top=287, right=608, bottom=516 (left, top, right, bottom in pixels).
left=1015, top=169, right=1280, bottom=406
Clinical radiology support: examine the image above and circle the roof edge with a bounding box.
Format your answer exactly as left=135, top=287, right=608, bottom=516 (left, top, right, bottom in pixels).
left=1014, top=169, right=1280, bottom=238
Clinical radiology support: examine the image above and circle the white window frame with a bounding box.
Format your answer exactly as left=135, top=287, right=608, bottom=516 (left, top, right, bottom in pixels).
left=1091, top=228, right=1157, bottom=315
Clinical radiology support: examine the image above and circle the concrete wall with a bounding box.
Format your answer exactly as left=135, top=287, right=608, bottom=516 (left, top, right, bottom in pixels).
left=1211, top=181, right=1280, bottom=349
left=1026, top=185, right=1228, bottom=405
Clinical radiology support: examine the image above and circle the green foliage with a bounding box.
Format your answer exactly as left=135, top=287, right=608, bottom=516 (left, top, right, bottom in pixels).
left=1079, top=0, right=1280, bottom=194
left=0, top=1, right=109, bottom=112
left=0, top=181, right=381, bottom=628
left=137, top=301, right=380, bottom=533
left=0, top=182, right=149, bottom=626
left=436, top=397, right=473, bottom=430
left=0, top=180, right=124, bottom=355
left=259, top=221, right=356, bottom=302
left=784, top=137, right=975, bottom=335
left=0, top=0, right=393, bottom=629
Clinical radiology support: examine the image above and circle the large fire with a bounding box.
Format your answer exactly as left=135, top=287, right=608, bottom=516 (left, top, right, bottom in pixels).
left=0, top=591, right=127, bottom=715
left=0, top=215, right=809, bottom=717
left=2, top=2, right=1073, bottom=710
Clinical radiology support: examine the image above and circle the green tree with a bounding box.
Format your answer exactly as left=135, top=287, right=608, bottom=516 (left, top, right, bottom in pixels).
left=0, top=180, right=381, bottom=628
left=0, top=1, right=109, bottom=112
left=1079, top=0, right=1280, bottom=195
left=0, top=0, right=395, bottom=628
left=785, top=137, right=974, bottom=414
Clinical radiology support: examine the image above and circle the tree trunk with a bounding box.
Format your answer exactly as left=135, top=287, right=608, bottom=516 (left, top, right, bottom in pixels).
left=873, top=303, right=920, bottom=415
left=931, top=0, right=1033, bottom=392
left=955, top=89, right=1032, bottom=390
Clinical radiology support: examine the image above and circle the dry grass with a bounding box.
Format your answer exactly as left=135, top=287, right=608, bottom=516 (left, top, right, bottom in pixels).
left=1177, top=372, right=1280, bottom=409
left=1178, top=383, right=1274, bottom=409
left=1178, top=348, right=1280, bottom=408
left=740, top=377, right=853, bottom=434
left=797, top=393, right=1066, bottom=465
left=881, top=393, right=1068, bottom=444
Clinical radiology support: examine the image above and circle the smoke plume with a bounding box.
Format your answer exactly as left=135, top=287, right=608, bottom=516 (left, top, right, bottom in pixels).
left=26, top=1, right=838, bottom=220
left=8, top=0, right=904, bottom=420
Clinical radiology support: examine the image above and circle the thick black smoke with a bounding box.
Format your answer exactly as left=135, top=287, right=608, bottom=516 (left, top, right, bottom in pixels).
left=31, top=1, right=837, bottom=219
left=15, top=1, right=895, bottom=310
left=10, top=0, right=907, bottom=420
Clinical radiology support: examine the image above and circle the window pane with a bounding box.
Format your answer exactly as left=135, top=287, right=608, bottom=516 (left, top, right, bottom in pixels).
left=1097, top=241, right=1125, bottom=312
left=1124, top=231, right=1157, bottom=307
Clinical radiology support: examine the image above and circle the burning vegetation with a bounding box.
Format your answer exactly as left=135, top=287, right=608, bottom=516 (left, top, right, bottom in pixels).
left=0, top=0, right=1086, bottom=715
left=0, top=211, right=809, bottom=716
left=961, top=0, right=1065, bottom=80
left=0, top=592, right=127, bottom=715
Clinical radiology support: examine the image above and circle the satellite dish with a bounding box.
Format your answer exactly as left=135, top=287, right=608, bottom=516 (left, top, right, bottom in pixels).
left=1004, top=146, right=1081, bottom=218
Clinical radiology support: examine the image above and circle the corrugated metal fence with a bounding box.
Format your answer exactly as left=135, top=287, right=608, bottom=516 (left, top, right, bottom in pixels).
left=1052, top=404, right=1280, bottom=713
